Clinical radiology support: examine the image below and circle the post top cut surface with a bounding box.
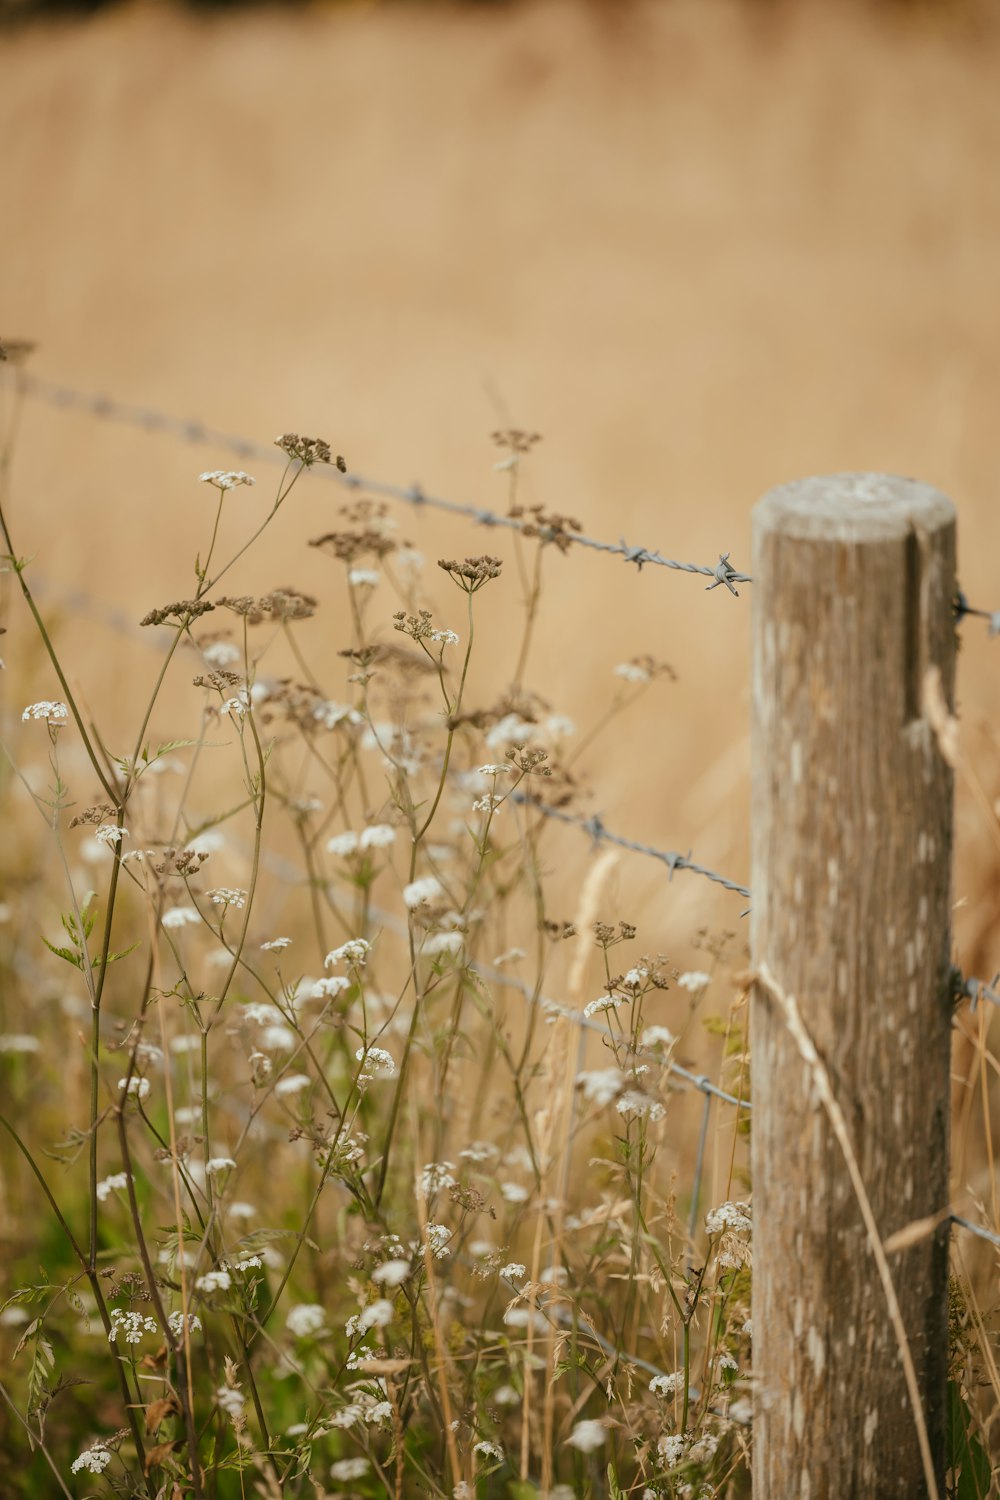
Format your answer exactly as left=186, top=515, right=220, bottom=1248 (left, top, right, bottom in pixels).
left=754, top=472, right=955, bottom=542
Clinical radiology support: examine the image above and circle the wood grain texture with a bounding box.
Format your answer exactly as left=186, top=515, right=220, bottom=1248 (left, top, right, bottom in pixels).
left=750, top=474, right=955, bottom=1498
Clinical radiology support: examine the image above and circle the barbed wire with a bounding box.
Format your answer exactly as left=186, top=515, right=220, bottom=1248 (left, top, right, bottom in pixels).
left=8, top=371, right=752, bottom=592
left=513, top=793, right=751, bottom=901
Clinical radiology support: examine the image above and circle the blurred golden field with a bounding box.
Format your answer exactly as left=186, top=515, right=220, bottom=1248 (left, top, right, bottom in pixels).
left=2, top=0, right=1000, bottom=1492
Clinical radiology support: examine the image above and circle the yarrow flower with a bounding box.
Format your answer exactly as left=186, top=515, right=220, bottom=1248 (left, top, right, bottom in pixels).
left=70, top=1445, right=113, bottom=1475
left=21, top=700, right=68, bottom=722
left=198, top=470, right=256, bottom=491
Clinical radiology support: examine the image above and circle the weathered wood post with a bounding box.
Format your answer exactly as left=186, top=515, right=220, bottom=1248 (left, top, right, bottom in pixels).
left=750, top=474, right=956, bottom=1498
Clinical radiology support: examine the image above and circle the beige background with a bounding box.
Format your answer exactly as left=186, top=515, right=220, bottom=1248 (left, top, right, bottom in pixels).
left=3, top=0, right=999, bottom=970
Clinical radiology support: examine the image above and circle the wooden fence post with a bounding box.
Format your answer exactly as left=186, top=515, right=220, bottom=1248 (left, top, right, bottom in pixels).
left=750, top=473, right=956, bottom=1498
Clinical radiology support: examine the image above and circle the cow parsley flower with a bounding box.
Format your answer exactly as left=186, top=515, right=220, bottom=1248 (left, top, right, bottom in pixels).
left=567, top=1419, right=606, bottom=1453
left=360, top=822, right=396, bottom=849
left=168, top=1311, right=202, bottom=1337
left=95, top=824, right=128, bottom=847
left=706, top=1200, right=752, bottom=1235
left=95, top=1172, right=129, bottom=1203
left=583, top=994, right=624, bottom=1018
left=196, top=1269, right=232, bottom=1294
left=324, top=938, right=370, bottom=968
left=404, top=875, right=444, bottom=908
left=326, top=831, right=360, bottom=857
left=677, top=970, right=711, bottom=992
left=198, top=470, right=255, bottom=491
left=162, top=906, right=200, bottom=929
left=286, top=1303, right=326, bottom=1338
left=331, top=1458, right=370, bottom=1481
left=260, top=936, right=292, bottom=951
left=372, top=1259, right=411, bottom=1288
left=118, top=1076, right=151, bottom=1102
left=21, top=700, right=68, bottom=722
left=209, top=887, right=247, bottom=909
left=650, top=1371, right=685, bottom=1397
left=108, top=1308, right=158, bottom=1344
left=205, top=1157, right=237, bottom=1176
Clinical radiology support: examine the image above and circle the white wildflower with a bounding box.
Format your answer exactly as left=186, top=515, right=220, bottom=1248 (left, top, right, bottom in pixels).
left=274, top=1073, right=311, bottom=1097
left=706, top=1201, right=752, bottom=1236
left=261, top=1024, right=297, bottom=1052
left=260, top=936, right=292, bottom=951
left=205, top=1157, right=237, bottom=1176
left=198, top=470, right=255, bottom=490
left=359, top=822, right=396, bottom=849
left=201, top=640, right=241, bottom=668
left=650, top=1371, right=685, bottom=1397
left=356, top=1045, right=396, bottom=1078
left=186, top=829, right=225, bottom=855
left=70, top=1445, right=113, bottom=1475
left=162, top=906, right=200, bottom=930
left=196, top=1270, right=232, bottom=1294
left=492, top=947, right=525, bottom=966
left=118, top=1076, right=150, bottom=1102
left=500, top=1182, right=529, bottom=1204
left=500, top=1263, right=526, bottom=1281
left=641, top=1024, right=675, bottom=1048
left=324, top=938, right=370, bottom=968
left=429, top=628, right=459, bottom=645
left=167, top=1311, right=202, bottom=1337
left=108, top=1308, right=158, bottom=1344
left=493, top=1384, right=520, bottom=1405
left=308, top=975, right=351, bottom=999
left=425, top=1223, right=452, bottom=1258
left=677, top=970, right=712, bottom=992
left=330, top=1458, right=370, bottom=1481
left=326, top=830, right=360, bottom=857
left=21, top=700, right=68, bottom=722
left=95, top=824, right=127, bottom=847
left=474, top=1440, right=503, bottom=1461
left=95, top=1172, right=129, bottom=1203
left=404, top=875, right=444, bottom=908
left=372, top=1259, right=411, bottom=1288
left=422, top=930, right=463, bottom=958
left=366, top=1400, right=393, bottom=1424
left=566, top=1419, right=606, bottom=1453
left=230, top=1254, right=263, bottom=1272
left=658, top=1433, right=687, bottom=1468
left=286, top=1303, right=326, bottom=1338
left=616, top=1090, right=665, bottom=1121
left=420, top=1161, right=457, bottom=1195
left=328, top=1403, right=364, bottom=1429
left=717, top=1352, right=738, bottom=1374
left=0, top=1034, right=40, bottom=1053
left=614, top=661, right=652, bottom=683
left=472, top=794, right=503, bottom=815
left=216, top=1385, right=245, bottom=1418
left=209, top=887, right=247, bottom=909
left=348, top=567, right=380, bottom=588
left=583, top=994, right=624, bottom=1018
left=478, top=763, right=513, bottom=776
left=228, top=1201, right=257, bottom=1221
left=576, top=1068, right=628, bottom=1106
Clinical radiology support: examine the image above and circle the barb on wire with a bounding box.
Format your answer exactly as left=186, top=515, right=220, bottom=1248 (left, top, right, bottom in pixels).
left=9, top=371, right=752, bottom=592
left=512, top=793, right=751, bottom=901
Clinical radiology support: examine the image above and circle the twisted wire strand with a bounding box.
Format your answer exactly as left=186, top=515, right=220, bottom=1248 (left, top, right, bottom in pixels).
left=10, top=372, right=751, bottom=590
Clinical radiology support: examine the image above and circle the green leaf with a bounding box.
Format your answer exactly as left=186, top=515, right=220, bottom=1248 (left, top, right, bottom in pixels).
left=40, top=937, right=83, bottom=970
left=90, top=941, right=141, bottom=968
left=947, top=1380, right=992, bottom=1499
left=607, top=1466, right=625, bottom=1500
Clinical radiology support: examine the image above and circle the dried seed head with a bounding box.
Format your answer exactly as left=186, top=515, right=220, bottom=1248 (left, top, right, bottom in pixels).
left=141, top=599, right=216, bottom=627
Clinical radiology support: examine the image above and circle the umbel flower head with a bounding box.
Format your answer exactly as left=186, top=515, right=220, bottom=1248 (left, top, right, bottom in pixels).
left=437, top=554, right=503, bottom=593
left=198, top=470, right=256, bottom=492
left=275, top=433, right=346, bottom=469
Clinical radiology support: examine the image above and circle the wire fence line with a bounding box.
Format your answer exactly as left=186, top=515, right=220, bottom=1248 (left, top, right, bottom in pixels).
left=10, top=371, right=752, bottom=591
left=6, top=370, right=1000, bottom=1266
